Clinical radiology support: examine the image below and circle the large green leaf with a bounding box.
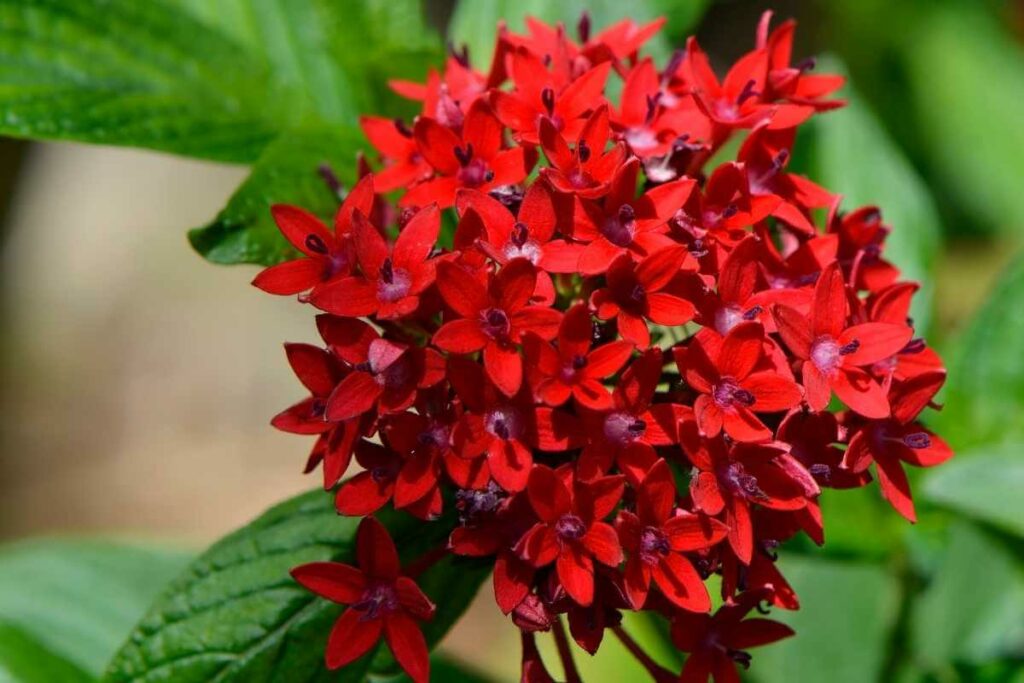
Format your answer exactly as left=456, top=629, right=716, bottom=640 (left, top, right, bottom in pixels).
left=807, top=59, right=941, bottom=333
left=102, top=489, right=489, bottom=683
left=929, top=251, right=1024, bottom=450
left=749, top=557, right=900, bottom=683
left=903, top=3, right=1024, bottom=238
left=923, top=443, right=1024, bottom=539
left=188, top=126, right=363, bottom=266
left=911, top=520, right=1024, bottom=671
left=0, top=622, right=94, bottom=683
left=0, top=0, right=440, bottom=161
left=0, top=539, right=191, bottom=679
left=447, top=0, right=709, bottom=69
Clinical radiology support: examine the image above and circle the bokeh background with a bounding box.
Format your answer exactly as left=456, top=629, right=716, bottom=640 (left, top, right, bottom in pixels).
left=1, top=1, right=1023, bottom=682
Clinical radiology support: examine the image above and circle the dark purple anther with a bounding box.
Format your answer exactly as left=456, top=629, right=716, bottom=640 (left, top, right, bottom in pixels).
left=541, top=87, right=556, bottom=115
left=645, top=92, right=661, bottom=123
left=663, top=49, right=685, bottom=83
left=577, top=11, right=591, bottom=43
left=393, top=118, right=413, bottom=137
left=839, top=339, right=860, bottom=355
left=454, top=144, right=474, bottom=167
left=447, top=41, right=470, bottom=67
left=555, top=514, right=587, bottom=540
left=304, top=233, right=329, bottom=254
left=736, top=79, right=760, bottom=106
left=577, top=139, right=591, bottom=163
left=742, top=305, right=763, bottom=321
left=317, top=163, right=344, bottom=199
left=380, top=257, right=394, bottom=284
left=901, top=338, right=926, bottom=354
left=511, top=222, right=529, bottom=247
left=903, top=432, right=931, bottom=449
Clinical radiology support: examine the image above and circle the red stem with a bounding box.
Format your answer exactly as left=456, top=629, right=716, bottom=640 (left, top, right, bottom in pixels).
left=551, top=616, right=584, bottom=683
left=612, top=625, right=675, bottom=682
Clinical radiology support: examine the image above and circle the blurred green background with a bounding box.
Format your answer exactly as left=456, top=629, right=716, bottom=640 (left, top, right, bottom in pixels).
left=0, top=0, right=1022, bottom=681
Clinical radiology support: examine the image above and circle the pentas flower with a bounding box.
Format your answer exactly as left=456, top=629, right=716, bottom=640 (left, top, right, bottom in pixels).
left=310, top=205, right=440, bottom=319
left=671, top=587, right=794, bottom=683
left=404, top=100, right=533, bottom=208
left=253, top=11, right=955, bottom=682
left=524, top=303, right=634, bottom=410
left=517, top=465, right=624, bottom=606
left=675, top=322, right=802, bottom=442
left=291, top=517, right=435, bottom=683
left=433, top=258, right=561, bottom=396
left=773, top=262, right=913, bottom=418
left=252, top=175, right=374, bottom=295
left=617, top=460, right=728, bottom=610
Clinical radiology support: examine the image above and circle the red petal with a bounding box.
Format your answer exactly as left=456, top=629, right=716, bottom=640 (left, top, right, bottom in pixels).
left=270, top=205, right=332, bottom=256
left=772, top=304, right=812, bottom=359
left=584, top=340, right=634, bottom=379
left=325, top=372, right=382, bottom=421
left=664, top=512, right=729, bottom=551
left=834, top=367, right=890, bottom=418
left=463, top=99, right=503, bottom=160
left=252, top=258, right=324, bottom=295
left=638, top=459, right=675, bottom=524
left=291, top=562, right=365, bottom=604
left=335, top=471, right=393, bottom=516
left=839, top=322, right=913, bottom=366
left=583, top=522, right=623, bottom=566
left=395, top=576, right=436, bottom=621
left=718, top=321, right=764, bottom=379
left=812, top=261, right=847, bottom=337
left=725, top=500, right=754, bottom=564
left=310, top=277, right=379, bottom=317
left=352, top=210, right=388, bottom=277
left=393, top=204, right=440, bottom=268
left=646, top=293, right=695, bottom=325
left=494, top=553, right=534, bottom=614
left=284, top=343, right=336, bottom=397
left=494, top=258, right=537, bottom=312
left=691, top=471, right=725, bottom=515
left=557, top=546, right=595, bottom=606
left=527, top=465, right=572, bottom=522
left=412, top=117, right=460, bottom=174
left=432, top=319, right=488, bottom=354
left=728, top=619, right=796, bottom=649
left=484, top=342, right=523, bottom=397
left=325, top=609, right=382, bottom=669
left=384, top=612, right=430, bottom=683
left=875, top=454, right=916, bottom=522
left=652, top=552, right=710, bottom=612
left=488, top=439, right=532, bottom=492
left=742, top=373, right=803, bottom=411
left=356, top=517, right=400, bottom=580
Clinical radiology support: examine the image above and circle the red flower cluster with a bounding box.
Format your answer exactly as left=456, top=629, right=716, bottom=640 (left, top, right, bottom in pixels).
left=259, top=12, right=952, bottom=683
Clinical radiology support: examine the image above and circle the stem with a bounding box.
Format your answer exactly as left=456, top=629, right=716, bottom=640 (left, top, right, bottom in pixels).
left=401, top=542, right=449, bottom=579
left=551, top=616, right=583, bottom=683
left=612, top=625, right=675, bottom=682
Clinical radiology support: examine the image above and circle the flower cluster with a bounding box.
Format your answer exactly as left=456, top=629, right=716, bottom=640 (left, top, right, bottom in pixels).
left=258, top=12, right=952, bottom=683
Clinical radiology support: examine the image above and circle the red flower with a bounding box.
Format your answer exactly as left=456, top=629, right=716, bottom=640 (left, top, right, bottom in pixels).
left=591, top=248, right=696, bottom=348
left=360, top=116, right=432, bottom=192
left=454, top=182, right=582, bottom=277
left=572, top=158, right=696, bottom=274
left=404, top=100, right=533, bottom=208
left=524, top=303, right=634, bottom=410
left=617, top=460, right=728, bottom=611
left=671, top=587, right=794, bottom=683
left=310, top=205, right=440, bottom=320
left=491, top=48, right=611, bottom=144
left=682, top=434, right=819, bottom=563
left=772, top=262, right=913, bottom=418
left=448, top=356, right=579, bottom=492
left=676, top=322, right=802, bottom=442
left=517, top=465, right=625, bottom=606
left=577, top=349, right=689, bottom=483
left=539, top=105, right=628, bottom=199
left=433, top=258, right=561, bottom=396
left=291, top=517, right=435, bottom=683
left=252, top=175, right=374, bottom=295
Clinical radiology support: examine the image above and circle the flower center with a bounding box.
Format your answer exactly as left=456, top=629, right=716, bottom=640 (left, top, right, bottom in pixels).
left=712, top=378, right=756, bottom=410
left=639, top=526, right=670, bottom=564
left=722, top=462, right=766, bottom=500
left=485, top=407, right=521, bottom=441
left=503, top=222, right=542, bottom=264
left=560, top=355, right=587, bottom=382
left=600, top=204, right=637, bottom=247
left=480, top=307, right=512, bottom=340
left=555, top=514, right=587, bottom=541
left=603, top=411, right=646, bottom=446
left=377, top=258, right=412, bottom=302
left=353, top=582, right=399, bottom=620
left=810, top=336, right=841, bottom=374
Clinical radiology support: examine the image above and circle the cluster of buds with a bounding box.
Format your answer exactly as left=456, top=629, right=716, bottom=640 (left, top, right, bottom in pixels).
left=255, top=11, right=952, bottom=683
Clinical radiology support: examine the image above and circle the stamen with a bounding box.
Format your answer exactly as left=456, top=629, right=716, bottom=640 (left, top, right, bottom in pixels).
left=901, top=338, right=926, bottom=354
left=511, top=222, right=529, bottom=247
left=795, top=56, right=816, bottom=72
left=644, top=92, right=661, bottom=124
left=447, top=41, right=470, bottom=68
left=454, top=143, right=474, bottom=167
left=555, top=514, right=587, bottom=540
left=304, top=234, right=329, bottom=254
left=742, top=305, right=763, bottom=321
left=577, top=139, right=591, bottom=163
left=903, top=432, right=931, bottom=449
left=663, top=49, right=685, bottom=83
left=380, top=257, right=394, bottom=284
left=541, top=88, right=556, bottom=116
left=839, top=339, right=860, bottom=355
left=618, top=203, right=636, bottom=224
left=577, top=12, right=591, bottom=43
left=393, top=118, right=412, bottom=137
left=736, top=79, right=760, bottom=106
left=316, top=164, right=344, bottom=200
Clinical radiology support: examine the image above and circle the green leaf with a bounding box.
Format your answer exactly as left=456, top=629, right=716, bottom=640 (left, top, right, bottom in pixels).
left=0, top=0, right=441, bottom=161
left=188, top=126, right=364, bottom=266
left=903, top=3, right=1024, bottom=237
left=447, top=0, right=709, bottom=69
left=0, top=539, right=191, bottom=679
left=923, top=443, right=1024, bottom=538
left=0, top=0, right=279, bottom=162
left=807, top=58, right=941, bottom=333
left=929, top=251, right=1024, bottom=450
left=103, top=489, right=489, bottom=683
left=749, top=557, right=901, bottom=683
left=911, top=520, right=1024, bottom=670
left=0, top=622, right=95, bottom=683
